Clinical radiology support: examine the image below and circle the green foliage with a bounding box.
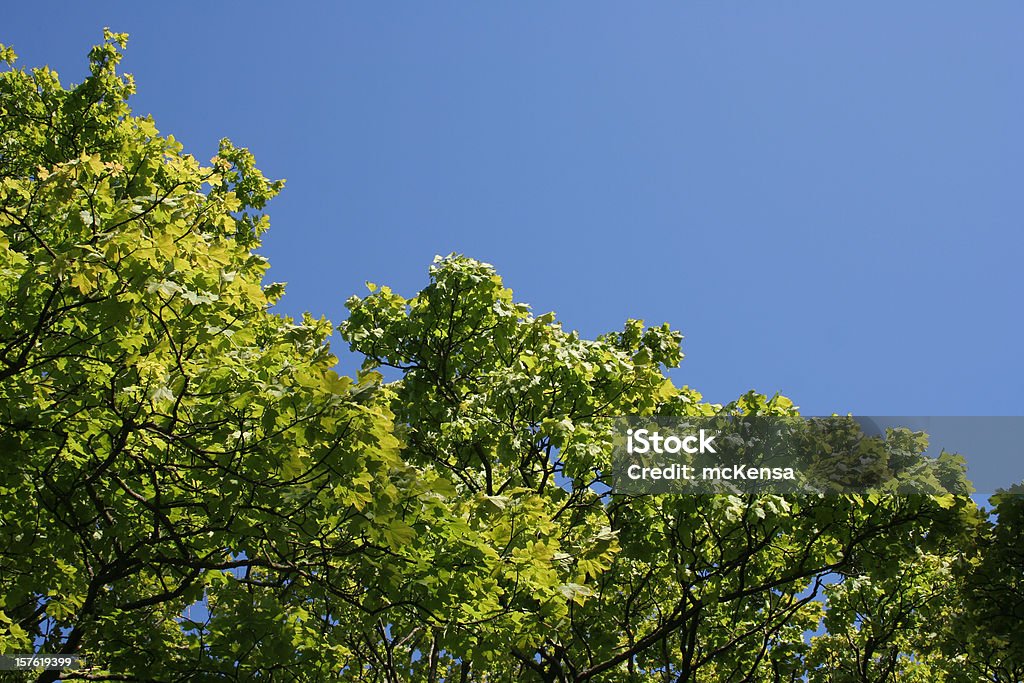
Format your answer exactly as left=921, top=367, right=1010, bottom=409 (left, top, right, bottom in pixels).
left=0, top=32, right=1020, bottom=683
left=0, top=31, right=425, bottom=681
left=931, top=484, right=1024, bottom=683
left=340, top=255, right=986, bottom=682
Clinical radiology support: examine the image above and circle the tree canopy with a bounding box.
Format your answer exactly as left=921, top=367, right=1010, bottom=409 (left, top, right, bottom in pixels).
left=0, top=33, right=1020, bottom=683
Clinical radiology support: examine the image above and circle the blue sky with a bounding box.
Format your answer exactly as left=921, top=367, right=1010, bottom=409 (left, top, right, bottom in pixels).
left=4, top=3, right=1022, bottom=416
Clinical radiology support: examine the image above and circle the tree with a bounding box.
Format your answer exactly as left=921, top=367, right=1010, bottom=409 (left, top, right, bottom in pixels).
left=339, top=255, right=982, bottom=682
left=1, top=33, right=1017, bottom=683
left=0, top=32, right=445, bottom=682
left=931, top=483, right=1024, bottom=683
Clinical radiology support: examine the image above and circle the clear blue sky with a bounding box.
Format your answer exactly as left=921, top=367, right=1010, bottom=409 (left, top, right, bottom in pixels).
left=4, top=3, right=1022, bottom=416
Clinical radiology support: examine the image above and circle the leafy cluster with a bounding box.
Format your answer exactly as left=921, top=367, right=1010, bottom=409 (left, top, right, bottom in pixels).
left=0, top=33, right=1020, bottom=683
left=0, top=31, right=439, bottom=681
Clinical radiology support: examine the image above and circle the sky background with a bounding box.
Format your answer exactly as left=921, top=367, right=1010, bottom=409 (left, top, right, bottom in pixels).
left=4, top=3, right=1022, bottom=419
